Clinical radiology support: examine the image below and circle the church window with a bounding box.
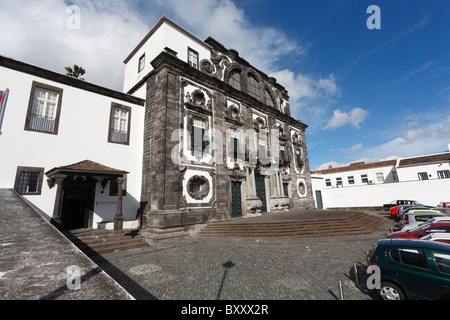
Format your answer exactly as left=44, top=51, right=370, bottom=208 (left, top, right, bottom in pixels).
left=228, top=70, right=241, bottom=91
left=248, top=74, right=259, bottom=99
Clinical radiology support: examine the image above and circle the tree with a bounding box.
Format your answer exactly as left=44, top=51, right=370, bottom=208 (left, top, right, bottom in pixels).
left=65, top=65, right=86, bottom=80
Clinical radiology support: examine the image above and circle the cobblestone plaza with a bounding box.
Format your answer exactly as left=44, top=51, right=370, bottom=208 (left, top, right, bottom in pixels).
left=96, top=212, right=395, bottom=301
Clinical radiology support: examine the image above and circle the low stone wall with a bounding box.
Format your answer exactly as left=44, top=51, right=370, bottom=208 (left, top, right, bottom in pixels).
left=326, top=206, right=383, bottom=212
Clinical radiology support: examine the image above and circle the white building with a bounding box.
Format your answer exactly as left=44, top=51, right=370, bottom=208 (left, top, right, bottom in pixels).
left=0, top=55, right=145, bottom=230
left=311, top=146, right=450, bottom=210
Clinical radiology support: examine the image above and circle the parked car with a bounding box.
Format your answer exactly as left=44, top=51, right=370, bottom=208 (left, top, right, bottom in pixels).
left=388, top=222, right=450, bottom=239
left=383, top=200, right=422, bottom=211
left=391, top=205, right=420, bottom=220
left=421, top=233, right=450, bottom=245
left=402, top=216, right=450, bottom=232
left=437, top=202, right=450, bottom=208
left=398, top=206, right=436, bottom=221
left=368, top=238, right=450, bottom=300
left=434, top=207, right=450, bottom=214
left=399, top=210, right=446, bottom=227
left=390, top=206, right=400, bottom=217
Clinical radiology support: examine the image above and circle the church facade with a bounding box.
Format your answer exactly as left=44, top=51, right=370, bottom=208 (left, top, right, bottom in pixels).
left=124, top=17, right=316, bottom=231
left=0, top=16, right=315, bottom=233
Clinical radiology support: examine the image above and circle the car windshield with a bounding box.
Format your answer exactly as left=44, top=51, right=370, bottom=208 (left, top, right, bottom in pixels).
left=407, top=224, right=430, bottom=233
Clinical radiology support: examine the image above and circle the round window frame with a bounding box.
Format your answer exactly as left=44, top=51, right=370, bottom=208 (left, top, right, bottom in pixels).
left=187, top=175, right=210, bottom=200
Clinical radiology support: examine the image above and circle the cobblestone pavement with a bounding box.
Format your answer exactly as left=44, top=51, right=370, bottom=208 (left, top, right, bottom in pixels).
left=96, top=211, right=396, bottom=300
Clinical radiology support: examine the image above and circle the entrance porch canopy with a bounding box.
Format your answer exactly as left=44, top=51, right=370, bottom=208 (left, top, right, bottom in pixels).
left=45, top=160, right=129, bottom=230
left=45, top=160, right=129, bottom=180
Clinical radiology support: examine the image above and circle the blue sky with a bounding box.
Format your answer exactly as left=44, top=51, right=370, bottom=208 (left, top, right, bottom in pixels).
left=1, top=0, right=449, bottom=170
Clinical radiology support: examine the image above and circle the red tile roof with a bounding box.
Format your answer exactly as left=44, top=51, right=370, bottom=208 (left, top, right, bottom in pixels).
left=312, top=159, right=397, bottom=175
left=46, top=160, right=128, bottom=176
left=398, top=152, right=450, bottom=167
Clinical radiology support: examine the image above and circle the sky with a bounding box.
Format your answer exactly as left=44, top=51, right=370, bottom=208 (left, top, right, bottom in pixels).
left=1, top=0, right=449, bottom=170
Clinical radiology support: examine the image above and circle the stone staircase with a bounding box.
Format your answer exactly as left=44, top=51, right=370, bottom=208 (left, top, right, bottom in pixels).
left=198, top=212, right=386, bottom=239
left=65, top=229, right=149, bottom=256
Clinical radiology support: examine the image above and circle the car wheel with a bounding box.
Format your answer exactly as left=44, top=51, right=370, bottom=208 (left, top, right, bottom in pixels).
left=379, top=282, right=405, bottom=300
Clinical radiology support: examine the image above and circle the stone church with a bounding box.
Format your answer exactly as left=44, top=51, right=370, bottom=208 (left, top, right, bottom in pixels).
left=123, top=17, right=316, bottom=232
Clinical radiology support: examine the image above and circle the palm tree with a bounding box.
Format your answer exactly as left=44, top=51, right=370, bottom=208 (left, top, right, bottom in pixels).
left=65, top=65, right=86, bottom=80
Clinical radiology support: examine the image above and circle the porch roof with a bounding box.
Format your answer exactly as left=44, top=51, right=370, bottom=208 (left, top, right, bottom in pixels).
left=45, top=160, right=129, bottom=178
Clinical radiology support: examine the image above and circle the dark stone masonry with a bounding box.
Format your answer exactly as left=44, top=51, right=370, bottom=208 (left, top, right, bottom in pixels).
left=139, top=39, right=316, bottom=234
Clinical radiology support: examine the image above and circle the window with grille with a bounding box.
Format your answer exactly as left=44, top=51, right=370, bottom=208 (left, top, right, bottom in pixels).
left=418, top=172, right=428, bottom=180
left=109, top=104, right=131, bottom=144
left=376, top=172, right=384, bottom=183
left=348, top=176, right=355, bottom=185
left=247, top=75, right=259, bottom=99
left=228, top=70, right=241, bottom=91
left=296, top=149, right=303, bottom=168
left=392, top=170, right=399, bottom=181
left=191, top=117, right=206, bottom=154
left=14, top=167, right=44, bottom=195
left=188, top=48, right=199, bottom=69
left=361, top=174, right=368, bottom=184
left=438, top=170, right=450, bottom=179
left=25, top=82, right=62, bottom=134
left=265, top=90, right=274, bottom=107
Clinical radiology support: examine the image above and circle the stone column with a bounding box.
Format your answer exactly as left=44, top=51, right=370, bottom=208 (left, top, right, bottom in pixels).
left=114, top=177, right=125, bottom=231
left=51, top=174, right=66, bottom=227
left=277, top=172, right=283, bottom=197
left=249, top=166, right=257, bottom=197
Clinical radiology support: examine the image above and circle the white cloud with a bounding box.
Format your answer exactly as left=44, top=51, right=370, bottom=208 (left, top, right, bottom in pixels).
left=392, top=61, right=434, bottom=85
left=339, top=143, right=362, bottom=154
left=363, top=117, right=450, bottom=160
left=269, top=69, right=341, bottom=123
left=403, top=116, right=450, bottom=143
left=324, top=108, right=368, bottom=130
left=0, top=0, right=341, bottom=121
left=0, top=0, right=152, bottom=90
left=162, top=0, right=305, bottom=73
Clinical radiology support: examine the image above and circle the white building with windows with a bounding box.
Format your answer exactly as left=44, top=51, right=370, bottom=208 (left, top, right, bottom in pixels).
left=311, top=146, right=450, bottom=210
left=0, top=55, right=145, bottom=230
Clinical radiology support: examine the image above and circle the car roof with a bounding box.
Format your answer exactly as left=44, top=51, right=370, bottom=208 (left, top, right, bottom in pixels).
left=429, top=217, right=450, bottom=221
left=406, top=210, right=443, bottom=215
left=423, top=233, right=450, bottom=240
left=378, top=238, right=450, bottom=251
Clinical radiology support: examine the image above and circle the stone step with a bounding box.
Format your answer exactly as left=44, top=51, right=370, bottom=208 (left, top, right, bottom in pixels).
left=66, top=229, right=149, bottom=256
left=141, top=227, right=190, bottom=245
left=198, top=213, right=386, bottom=238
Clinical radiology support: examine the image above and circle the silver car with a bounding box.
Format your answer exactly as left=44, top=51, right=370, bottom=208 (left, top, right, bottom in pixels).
left=401, top=215, right=450, bottom=232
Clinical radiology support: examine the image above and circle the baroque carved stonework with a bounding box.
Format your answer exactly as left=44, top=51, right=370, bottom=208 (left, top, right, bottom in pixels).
left=186, top=175, right=210, bottom=201
left=199, top=52, right=231, bottom=80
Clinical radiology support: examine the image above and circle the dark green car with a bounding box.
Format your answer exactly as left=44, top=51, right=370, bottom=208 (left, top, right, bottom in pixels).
left=369, top=239, right=450, bottom=300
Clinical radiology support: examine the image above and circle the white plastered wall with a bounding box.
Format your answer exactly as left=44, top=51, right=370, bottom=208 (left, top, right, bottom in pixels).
left=0, top=66, right=144, bottom=227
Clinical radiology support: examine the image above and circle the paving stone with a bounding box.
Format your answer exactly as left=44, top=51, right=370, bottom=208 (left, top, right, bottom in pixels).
left=96, top=212, right=395, bottom=300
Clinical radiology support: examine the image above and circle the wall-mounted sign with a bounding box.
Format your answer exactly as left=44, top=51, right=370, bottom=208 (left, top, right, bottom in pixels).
left=0, top=89, right=9, bottom=135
